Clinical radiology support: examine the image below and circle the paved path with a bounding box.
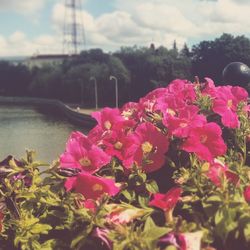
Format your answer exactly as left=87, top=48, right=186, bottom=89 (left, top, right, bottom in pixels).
left=66, top=103, right=101, bottom=115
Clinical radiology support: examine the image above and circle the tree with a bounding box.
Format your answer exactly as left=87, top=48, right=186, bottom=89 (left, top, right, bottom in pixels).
left=0, top=61, right=31, bottom=96
left=191, top=33, right=250, bottom=84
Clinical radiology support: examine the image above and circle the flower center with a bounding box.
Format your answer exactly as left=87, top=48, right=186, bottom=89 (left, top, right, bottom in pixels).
left=200, top=135, right=208, bottom=144
left=79, top=157, right=91, bottom=167
left=142, top=141, right=153, bottom=154
left=180, top=122, right=188, bottom=128
left=166, top=108, right=176, bottom=116
left=104, top=121, right=112, bottom=130
left=92, top=184, right=103, bottom=192
left=114, top=141, right=123, bottom=150
left=227, top=100, right=233, bottom=108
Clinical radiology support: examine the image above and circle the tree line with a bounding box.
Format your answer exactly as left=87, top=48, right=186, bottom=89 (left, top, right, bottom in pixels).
left=0, top=33, right=250, bottom=107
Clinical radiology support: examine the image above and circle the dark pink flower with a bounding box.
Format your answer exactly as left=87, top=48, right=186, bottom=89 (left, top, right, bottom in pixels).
left=149, top=187, right=182, bottom=212
left=0, top=211, right=4, bottom=232
left=212, top=86, right=248, bottom=128
left=121, top=102, right=140, bottom=121
left=65, top=172, right=120, bottom=200
left=201, top=77, right=216, bottom=96
left=244, top=185, right=250, bottom=203
left=206, top=160, right=228, bottom=186
left=102, top=130, right=138, bottom=165
left=163, top=105, right=206, bottom=138
left=128, top=122, right=169, bottom=173
left=225, top=171, right=240, bottom=186
left=182, top=122, right=227, bottom=162
left=91, top=107, right=125, bottom=131
left=139, top=88, right=168, bottom=113
left=83, top=199, right=96, bottom=212
left=166, top=79, right=196, bottom=104
left=107, top=205, right=146, bottom=225
left=60, top=131, right=111, bottom=174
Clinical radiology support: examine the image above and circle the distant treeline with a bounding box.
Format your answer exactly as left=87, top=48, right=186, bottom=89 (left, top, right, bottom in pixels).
left=0, top=33, right=250, bottom=107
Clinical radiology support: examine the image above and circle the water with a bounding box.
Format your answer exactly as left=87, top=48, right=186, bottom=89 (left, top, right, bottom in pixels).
left=0, top=105, right=88, bottom=163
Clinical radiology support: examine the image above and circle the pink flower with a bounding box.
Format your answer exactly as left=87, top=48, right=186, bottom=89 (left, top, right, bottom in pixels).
left=65, top=172, right=120, bottom=200
left=139, top=88, right=168, bottom=113
left=166, top=79, right=196, bottom=104
left=182, top=122, right=227, bottom=162
left=107, top=205, right=147, bottom=225
left=128, top=122, right=169, bottom=173
left=212, top=86, right=248, bottom=128
left=83, top=199, right=97, bottom=213
left=201, top=77, right=216, bottom=96
left=60, top=131, right=111, bottom=174
left=206, top=160, right=228, bottom=186
left=102, top=130, right=138, bottom=164
left=149, top=187, right=182, bottom=212
left=225, top=171, right=240, bottom=186
left=244, top=185, right=250, bottom=203
left=164, top=105, right=206, bottom=138
left=91, top=107, right=125, bottom=131
left=0, top=211, right=4, bottom=232
left=160, top=233, right=187, bottom=250
left=121, top=102, right=140, bottom=121
left=206, top=160, right=240, bottom=187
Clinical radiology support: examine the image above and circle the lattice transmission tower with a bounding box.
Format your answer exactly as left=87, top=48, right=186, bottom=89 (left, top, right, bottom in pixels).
left=63, top=0, right=86, bottom=55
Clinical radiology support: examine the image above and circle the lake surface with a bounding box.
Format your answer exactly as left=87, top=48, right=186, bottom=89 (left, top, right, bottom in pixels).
left=0, top=105, right=88, bottom=163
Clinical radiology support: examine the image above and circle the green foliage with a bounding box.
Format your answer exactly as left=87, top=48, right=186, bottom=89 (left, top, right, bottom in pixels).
left=191, top=33, right=250, bottom=84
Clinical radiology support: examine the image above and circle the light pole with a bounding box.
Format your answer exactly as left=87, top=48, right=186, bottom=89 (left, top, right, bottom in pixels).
left=109, top=75, right=118, bottom=108
left=90, top=76, right=98, bottom=109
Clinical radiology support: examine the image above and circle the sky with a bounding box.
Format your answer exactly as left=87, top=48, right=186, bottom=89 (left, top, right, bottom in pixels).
left=0, top=0, right=250, bottom=57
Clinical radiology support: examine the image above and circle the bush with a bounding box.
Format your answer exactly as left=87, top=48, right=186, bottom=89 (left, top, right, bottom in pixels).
left=0, top=78, right=250, bottom=250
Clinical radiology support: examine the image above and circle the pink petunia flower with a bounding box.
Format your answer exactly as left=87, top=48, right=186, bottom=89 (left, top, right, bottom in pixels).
left=91, top=107, right=125, bottom=131
left=212, top=86, right=248, bottom=128
left=102, top=130, right=138, bottom=165
left=64, top=172, right=120, bottom=200
left=83, top=199, right=97, bottom=213
left=138, top=88, right=168, bottom=114
left=163, top=105, right=206, bottom=138
left=60, top=131, right=111, bottom=174
left=127, top=122, right=169, bottom=173
left=206, top=160, right=228, bottom=186
left=121, top=102, right=140, bottom=121
left=166, top=79, right=197, bottom=104
left=0, top=211, right=4, bottom=232
left=149, top=187, right=182, bottom=212
left=106, top=204, right=147, bottom=225
left=182, top=122, right=227, bottom=162
left=201, top=77, right=216, bottom=96
left=244, top=185, right=250, bottom=203
left=206, top=160, right=240, bottom=187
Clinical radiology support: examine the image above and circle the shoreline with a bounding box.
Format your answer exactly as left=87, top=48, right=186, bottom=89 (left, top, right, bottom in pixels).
left=0, top=96, right=97, bottom=128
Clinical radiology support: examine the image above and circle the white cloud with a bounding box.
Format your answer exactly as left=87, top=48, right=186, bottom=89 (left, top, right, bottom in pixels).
left=0, top=32, right=61, bottom=57
left=2, top=0, right=250, bottom=56
left=0, top=0, right=47, bottom=14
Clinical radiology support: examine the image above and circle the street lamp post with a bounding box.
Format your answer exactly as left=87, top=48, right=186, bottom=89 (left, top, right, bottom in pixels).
left=90, top=76, right=98, bottom=109
left=109, top=75, right=118, bottom=108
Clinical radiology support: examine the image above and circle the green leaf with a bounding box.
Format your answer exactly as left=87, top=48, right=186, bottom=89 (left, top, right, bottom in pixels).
left=165, top=246, right=178, bottom=250
left=138, top=195, right=149, bottom=207
left=145, top=180, right=159, bottom=194
left=215, top=208, right=224, bottom=225
left=244, top=223, right=250, bottom=241
left=30, top=224, right=52, bottom=234
left=121, top=189, right=135, bottom=201
left=143, top=217, right=171, bottom=241
left=40, top=239, right=56, bottom=250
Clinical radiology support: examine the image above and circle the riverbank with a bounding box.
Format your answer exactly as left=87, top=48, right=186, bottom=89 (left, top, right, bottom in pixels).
left=0, top=96, right=97, bottom=128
